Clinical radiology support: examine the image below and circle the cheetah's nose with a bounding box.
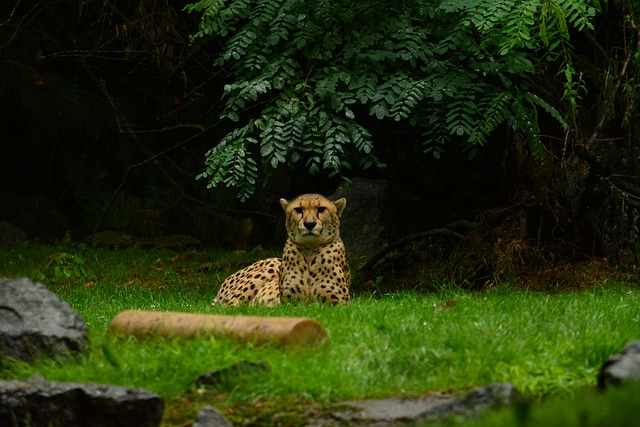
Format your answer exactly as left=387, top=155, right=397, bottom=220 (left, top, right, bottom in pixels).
left=303, top=221, right=317, bottom=230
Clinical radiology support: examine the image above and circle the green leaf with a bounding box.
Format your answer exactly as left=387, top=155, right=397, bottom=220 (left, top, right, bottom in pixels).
left=191, top=0, right=593, bottom=201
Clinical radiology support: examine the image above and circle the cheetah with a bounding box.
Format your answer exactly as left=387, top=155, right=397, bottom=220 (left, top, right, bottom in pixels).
left=213, top=194, right=351, bottom=306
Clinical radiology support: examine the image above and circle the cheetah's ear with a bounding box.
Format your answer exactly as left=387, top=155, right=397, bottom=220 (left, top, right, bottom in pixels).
left=279, top=198, right=290, bottom=212
left=333, top=198, right=347, bottom=217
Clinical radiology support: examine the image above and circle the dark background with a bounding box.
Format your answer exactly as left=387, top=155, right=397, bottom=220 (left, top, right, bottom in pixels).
left=1, top=0, right=638, bottom=267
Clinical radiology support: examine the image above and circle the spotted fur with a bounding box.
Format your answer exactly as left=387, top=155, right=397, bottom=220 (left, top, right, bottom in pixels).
left=213, top=194, right=350, bottom=306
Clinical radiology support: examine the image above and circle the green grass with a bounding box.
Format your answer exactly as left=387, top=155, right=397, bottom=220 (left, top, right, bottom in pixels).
left=444, top=381, right=640, bottom=427
left=1, top=243, right=640, bottom=426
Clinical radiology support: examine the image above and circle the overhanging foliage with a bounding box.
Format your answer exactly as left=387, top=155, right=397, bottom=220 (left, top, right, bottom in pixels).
left=186, top=0, right=599, bottom=200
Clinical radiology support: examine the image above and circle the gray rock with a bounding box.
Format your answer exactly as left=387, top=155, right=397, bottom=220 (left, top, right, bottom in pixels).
left=598, top=341, right=640, bottom=390
left=331, top=178, right=421, bottom=254
left=0, top=277, right=88, bottom=363
left=192, top=405, right=233, bottom=427
left=417, top=382, right=517, bottom=422
left=329, top=395, right=456, bottom=424
left=0, top=221, right=28, bottom=248
left=0, top=377, right=164, bottom=427
left=312, top=383, right=517, bottom=426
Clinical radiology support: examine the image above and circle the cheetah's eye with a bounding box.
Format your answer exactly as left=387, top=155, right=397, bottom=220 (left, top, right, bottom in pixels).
left=294, top=207, right=303, bottom=214
left=317, top=207, right=327, bottom=213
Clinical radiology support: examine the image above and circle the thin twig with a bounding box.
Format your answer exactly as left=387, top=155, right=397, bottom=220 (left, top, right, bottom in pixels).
left=0, top=0, right=52, bottom=51
left=0, top=0, right=23, bottom=26
left=586, top=31, right=639, bottom=148
left=124, top=126, right=209, bottom=172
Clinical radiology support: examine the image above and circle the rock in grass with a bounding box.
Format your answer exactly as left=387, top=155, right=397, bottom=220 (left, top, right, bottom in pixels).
left=0, top=277, right=88, bottom=363
left=195, top=361, right=271, bottom=388
left=192, top=405, right=233, bottom=427
left=324, top=383, right=517, bottom=426
left=0, top=376, right=164, bottom=427
left=423, top=382, right=518, bottom=420
left=598, top=341, right=640, bottom=390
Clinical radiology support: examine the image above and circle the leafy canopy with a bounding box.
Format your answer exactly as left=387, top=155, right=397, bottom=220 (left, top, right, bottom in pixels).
left=186, top=0, right=598, bottom=201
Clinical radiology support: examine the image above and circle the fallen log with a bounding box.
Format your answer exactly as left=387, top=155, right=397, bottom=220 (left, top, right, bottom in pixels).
left=108, top=311, right=328, bottom=347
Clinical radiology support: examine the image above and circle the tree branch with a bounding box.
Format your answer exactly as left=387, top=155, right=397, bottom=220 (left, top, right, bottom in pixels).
left=360, top=224, right=470, bottom=272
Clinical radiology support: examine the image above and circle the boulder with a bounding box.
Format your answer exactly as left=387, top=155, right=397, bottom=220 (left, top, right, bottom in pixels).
left=0, top=277, right=88, bottom=363
left=331, top=178, right=421, bottom=254
left=0, top=376, right=164, bottom=427
left=0, top=221, right=28, bottom=249
left=192, top=405, right=233, bottom=427
left=597, top=341, right=640, bottom=390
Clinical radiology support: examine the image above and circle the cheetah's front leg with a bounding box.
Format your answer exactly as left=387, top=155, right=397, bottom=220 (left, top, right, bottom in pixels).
left=311, top=281, right=350, bottom=303
left=252, top=276, right=282, bottom=307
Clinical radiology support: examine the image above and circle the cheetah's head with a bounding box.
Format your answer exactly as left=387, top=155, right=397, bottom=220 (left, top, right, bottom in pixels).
left=280, top=194, right=346, bottom=247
